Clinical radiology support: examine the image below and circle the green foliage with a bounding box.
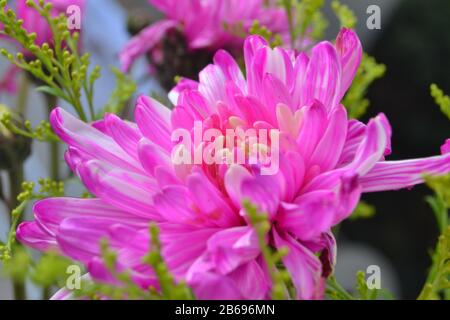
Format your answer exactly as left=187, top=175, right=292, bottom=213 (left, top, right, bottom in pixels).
left=249, top=20, right=283, bottom=47
left=31, top=251, right=74, bottom=288
left=143, top=224, right=194, bottom=300
left=98, top=67, right=137, bottom=117
left=223, top=21, right=247, bottom=39
left=0, top=179, right=64, bottom=261
left=355, top=270, right=379, bottom=300
left=430, top=84, right=450, bottom=121
left=73, top=239, right=156, bottom=300
left=350, top=201, right=376, bottom=221
left=326, top=271, right=381, bottom=300
left=281, top=0, right=328, bottom=45
left=280, top=0, right=295, bottom=44
left=344, top=54, right=386, bottom=119
left=418, top=175, right=450, bottom=300
left=326, top=275, right=356, bottom=300
left=0, top=104, right=12, bottom=138
left=1, top=111, right=59, bottom=142
left=308, top=9, right=328, bottom=41
left=331, top=0, right=357, bottom=29
left=298, top=0, right=327, bottom=38
left=418, top=227, right=450, bottom=300
left=74, top=225, right=194, bottom=300
left=425, top=174, right=450, bottom=232
left=0, top=0, right=100, bottom=121
left=2, top=245, right=31, bottom=284
left=243, top=201, right=291, bottom=300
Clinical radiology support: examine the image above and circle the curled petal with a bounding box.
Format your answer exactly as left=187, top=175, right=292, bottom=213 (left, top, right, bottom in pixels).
left=347, top=113, right=391, bottom=176
left=335, top=28, right=362, bottom=99
left=119, top=20, right=177, bottom=72
left=33, top=197, right=148, bottom=236
left=50, top=108, right=140, bottom=172
left=360, top=151, right=450, bottom=192
left=213, top=50, right=247, bottom=93
left=16, top=222, right=57, bottom=252
left=135, top=95, right=172, bottom=151
left=168, top=78, right=199, bottom=105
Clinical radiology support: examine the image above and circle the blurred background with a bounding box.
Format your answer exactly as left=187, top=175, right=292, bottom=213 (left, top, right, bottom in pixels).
left=1, top=0, right=449, bottom=299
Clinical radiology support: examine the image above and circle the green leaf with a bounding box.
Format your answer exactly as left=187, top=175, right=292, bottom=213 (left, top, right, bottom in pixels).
left=430, top=84, right=450, bottom=121
left=350, top=201, right=376, bottom=221
left=418, top=227, right=450, bottom=300
left=331, top=0, right=357, bottom=29
left=2, top=246, right=31, bottom=283
left=343, top=54, right=386, bottom=119
left=31, top=252, right=74, bottom=287
left=99, top=67, right=137, bottom=117
left=35, top=86, right=65, bottom=99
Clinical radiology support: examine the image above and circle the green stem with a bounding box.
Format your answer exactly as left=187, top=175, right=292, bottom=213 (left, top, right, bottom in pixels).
left=327, top=276, right=356, bottom=300
left=282, top=0, right=296, bottom=49
left=7, top=163, right=23, bottom=210
left=17, top=73, right=29, bottom=116
left=44, top=94, right=60, bottom=181
left=42, top=286, right=51, bottom=300
left=13, top=280, right=26, bottom=300
left=8, top=161, right=26, bottom=300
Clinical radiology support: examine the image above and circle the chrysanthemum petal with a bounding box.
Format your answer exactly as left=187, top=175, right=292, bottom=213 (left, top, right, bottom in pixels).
left=16, top=222, right=57, bottom=251
left=119, top=20, right=177, bottom=72
left=360, top=152, right=450, bottom=192
left=33, top=198, right=148, bottom=236
left=77, top=160, right=160, bottom=219
left=309, top=105, right=348, bottom=172
left=335, top=28, right=362, bottom=99
left=50, top=108, right=141, bottom=172
left=303, top=42, right=342, bottom=112
left=273, top=229, right=323, bottom=300
left=104, top=113, right=142, bottom=160
left=277, top=190, right=336, bottom=241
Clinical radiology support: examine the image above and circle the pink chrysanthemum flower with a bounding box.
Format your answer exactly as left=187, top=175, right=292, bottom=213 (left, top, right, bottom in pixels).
left=18, top=29, right=450, bottom=300
left=120, top=0, right=289, bottom=73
